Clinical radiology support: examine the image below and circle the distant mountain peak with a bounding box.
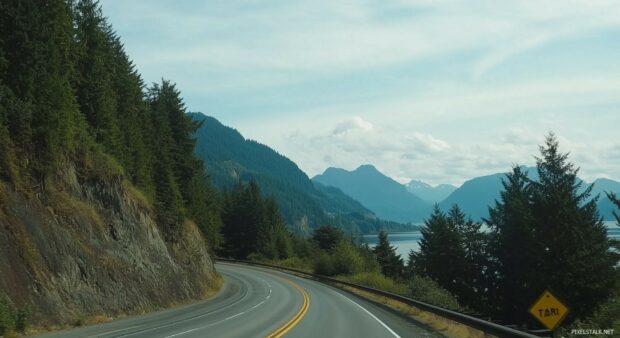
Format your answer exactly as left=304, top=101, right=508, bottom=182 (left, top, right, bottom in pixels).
left=313, top=165, right=431, bottom=223
left=408, top=179, right=433, bottom=189
left=356, top=164, right=379, bottom=172
left=406, top=179, right=456, bottom=204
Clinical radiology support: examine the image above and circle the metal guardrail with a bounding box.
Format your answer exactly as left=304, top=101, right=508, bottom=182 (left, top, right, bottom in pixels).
left=217, top=258, right=546, bottom=338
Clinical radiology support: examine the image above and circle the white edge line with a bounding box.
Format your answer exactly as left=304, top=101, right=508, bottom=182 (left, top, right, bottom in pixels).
left=339, top=293, right=402, bottom=338
left=165, top=328, right=199, bottom=338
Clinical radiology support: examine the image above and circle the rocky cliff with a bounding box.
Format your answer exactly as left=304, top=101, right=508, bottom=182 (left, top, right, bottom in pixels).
left=0, top=164, right=218, bottom=328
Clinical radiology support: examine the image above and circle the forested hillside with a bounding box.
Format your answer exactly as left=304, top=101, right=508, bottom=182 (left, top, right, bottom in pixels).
left=0, top=0, right=219, bottom=330
left=190, top=113, right=413, bottom=235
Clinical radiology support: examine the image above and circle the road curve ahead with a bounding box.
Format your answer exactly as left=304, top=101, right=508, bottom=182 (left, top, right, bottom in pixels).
left=36, top=263, right=440, bottom=338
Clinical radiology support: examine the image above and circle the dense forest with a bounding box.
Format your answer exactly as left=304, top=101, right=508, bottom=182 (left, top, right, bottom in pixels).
left=0, top=0, right=221, bottom=247
left=0, top=0, right=222, bottom=333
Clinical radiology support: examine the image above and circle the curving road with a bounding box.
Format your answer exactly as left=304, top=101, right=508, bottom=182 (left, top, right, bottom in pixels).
left=36, top=263, right=440, bottom=338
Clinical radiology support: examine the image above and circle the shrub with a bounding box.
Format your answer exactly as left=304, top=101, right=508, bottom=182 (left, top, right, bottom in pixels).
left=332, top=241, right=365, bottom=275
left=15, top=307, right=29, bottom=333
left=0, top=295, right=15, bottom=335
left=409, top=275, right=461, bottom=311
left=313, top=252, right=336, bottom=276
left=343, top=272, right=407, bottom=294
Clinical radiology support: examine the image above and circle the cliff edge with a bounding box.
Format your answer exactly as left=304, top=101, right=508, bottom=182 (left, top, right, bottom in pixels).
left=0, top=164, right=218, bottom=328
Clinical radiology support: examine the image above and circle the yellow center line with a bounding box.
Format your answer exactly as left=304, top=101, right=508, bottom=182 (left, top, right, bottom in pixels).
left=266, top=277, right=310, bottom=338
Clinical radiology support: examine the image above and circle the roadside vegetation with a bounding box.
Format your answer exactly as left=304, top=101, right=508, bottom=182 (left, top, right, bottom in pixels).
left=218, top=134, right=620, bottom=333
left=0, top=295, right=28, bottom=336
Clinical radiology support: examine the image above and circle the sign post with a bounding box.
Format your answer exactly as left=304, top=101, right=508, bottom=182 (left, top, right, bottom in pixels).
left=529, top=290, right=569, bottom=335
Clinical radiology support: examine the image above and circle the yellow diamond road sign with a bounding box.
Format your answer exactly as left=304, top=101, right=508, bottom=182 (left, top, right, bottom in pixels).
left=529, top=290, right=569, bottom=330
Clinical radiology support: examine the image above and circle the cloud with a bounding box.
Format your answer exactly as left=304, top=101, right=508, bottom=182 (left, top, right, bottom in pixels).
left=100, top=0, right=620, bottom=186
left=103, top=0, right=620, bottom=90
left=332, top=117, right=374, bottom=135
left=271, top=115, right=620, bottom=186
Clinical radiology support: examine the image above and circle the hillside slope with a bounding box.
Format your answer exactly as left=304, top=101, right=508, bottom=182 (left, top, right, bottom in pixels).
left=190, top=113, right=412, bottom=234
left=0, top=165, right=216, bottom=327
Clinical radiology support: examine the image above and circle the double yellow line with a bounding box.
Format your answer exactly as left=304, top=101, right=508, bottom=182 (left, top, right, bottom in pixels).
left=266, top=278, right=310, bottom=338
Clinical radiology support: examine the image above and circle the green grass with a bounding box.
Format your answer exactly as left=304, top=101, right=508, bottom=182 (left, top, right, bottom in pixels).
left=80, top=148, right=125, bottom=181
left=122, top=180, right=153, bottom=210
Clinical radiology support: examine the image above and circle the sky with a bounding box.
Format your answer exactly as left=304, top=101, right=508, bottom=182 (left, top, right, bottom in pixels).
left=101, top=0, right=620, bottom=186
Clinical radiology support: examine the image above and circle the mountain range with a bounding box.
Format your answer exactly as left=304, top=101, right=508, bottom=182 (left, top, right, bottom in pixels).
left=312, top=165, right=432, bottom=223
left=315, top=165, right=619, bottom=223
left=190, top=113, right=618, bottom=226
left=189, top=113, right=415, bottom=234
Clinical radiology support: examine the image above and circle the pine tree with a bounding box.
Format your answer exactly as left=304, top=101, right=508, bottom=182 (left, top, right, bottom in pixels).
left=530, top=133, right=617, bottom=321
left=187, top=171, right=222, bottom=252
left=373, top=231, right=404, bottom=279
left=72, top=0, right=122, bottom=158
left=257, top=197, right=292, bottom=260
left=147, top=82, right=186, bottom=240
left=312, top=225, right=344, bottom=251
left=220, top=180, right=267, bottom=259
left=447, top=205, right=489, bottom=313
left=0, top=0, right=86, bottom=176
left=413, top=205, right=465, bottom=296
left=486, top=166, right=539, bottom=323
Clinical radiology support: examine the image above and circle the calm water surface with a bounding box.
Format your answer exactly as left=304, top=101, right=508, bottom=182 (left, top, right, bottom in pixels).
left=364, top=221, right=620, bottom=260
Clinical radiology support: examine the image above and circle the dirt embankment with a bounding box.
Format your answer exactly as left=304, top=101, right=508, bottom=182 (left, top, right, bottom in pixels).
left=0, top=164, right=218, bottom=329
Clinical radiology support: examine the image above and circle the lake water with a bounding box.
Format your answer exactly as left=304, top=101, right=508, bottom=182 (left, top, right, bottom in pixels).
left=364, top=221, right=620, bottom=260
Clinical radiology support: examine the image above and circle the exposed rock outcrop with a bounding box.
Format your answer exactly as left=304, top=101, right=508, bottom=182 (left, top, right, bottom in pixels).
left=0, top=164, right=217, bottom=327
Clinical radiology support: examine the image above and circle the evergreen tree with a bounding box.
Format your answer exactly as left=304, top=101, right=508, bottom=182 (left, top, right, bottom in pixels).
left=413, top=205, right=465, bottom=297
left=312, top=225, right=344, bottom=251
left=447, top=205, right=489, bottom=313
left=529, top=133, right=617, bottom=321
left=257, top=198, right=292, bottom=260
left=0, top=0, right=86, bottom=176
left=72, top=0, right=122, bottom=157
left=486, top=166, right=538, bottom=323
left=147, top=81, right=187, bottom=240
left=220, top=181, right=266, bottom=258
left=406, top=249, right=416, bottom=277
left=373, top=231, right=404, bottom=279
left=187, top=171, right=222, bottom=251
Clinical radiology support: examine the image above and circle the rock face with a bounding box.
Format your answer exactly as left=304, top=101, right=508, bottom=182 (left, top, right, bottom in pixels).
left=0, top=165, right=217, bottom=327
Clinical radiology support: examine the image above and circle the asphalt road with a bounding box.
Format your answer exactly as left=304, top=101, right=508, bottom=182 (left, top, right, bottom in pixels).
left=36, top=263, right=440, bottom=338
